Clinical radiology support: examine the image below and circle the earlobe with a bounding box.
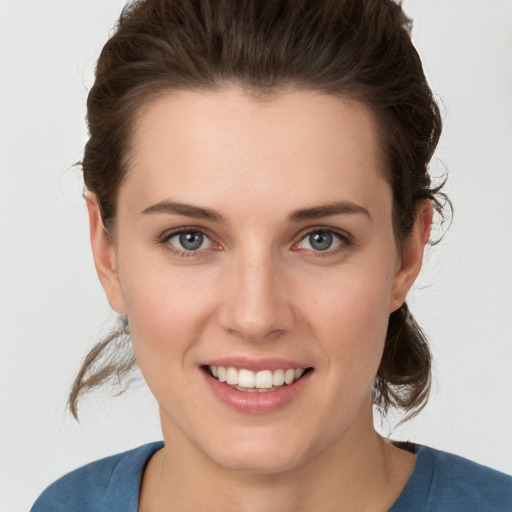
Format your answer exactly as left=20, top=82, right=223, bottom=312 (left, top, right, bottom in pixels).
left=390, top=199, right=433, bottom=313
left=86, top=192, right=127, bottom=315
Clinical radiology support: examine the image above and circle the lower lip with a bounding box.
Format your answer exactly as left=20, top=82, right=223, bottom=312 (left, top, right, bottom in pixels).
left=203, top=369, right=312, bottom=413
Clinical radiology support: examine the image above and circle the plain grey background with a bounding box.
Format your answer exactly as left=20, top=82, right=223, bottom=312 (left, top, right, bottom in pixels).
left=1, top=1, right=511, bottom=510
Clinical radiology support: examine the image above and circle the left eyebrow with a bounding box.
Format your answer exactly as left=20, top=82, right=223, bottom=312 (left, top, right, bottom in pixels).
left=288, top=201, right=371, bottom=222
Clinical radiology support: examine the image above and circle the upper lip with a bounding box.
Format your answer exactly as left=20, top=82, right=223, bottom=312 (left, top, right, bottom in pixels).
left=201, top=357, right=312, bottom=372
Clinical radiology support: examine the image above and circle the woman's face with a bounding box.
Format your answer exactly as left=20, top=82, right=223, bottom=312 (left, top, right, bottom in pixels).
left=90, top=88, right=426, bottom=473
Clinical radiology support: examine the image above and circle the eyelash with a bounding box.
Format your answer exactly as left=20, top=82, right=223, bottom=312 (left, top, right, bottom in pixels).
left=159, top=226, right=352, bottom=258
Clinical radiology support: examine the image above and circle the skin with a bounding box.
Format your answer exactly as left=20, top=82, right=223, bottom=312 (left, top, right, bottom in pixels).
left=87, top=88, right=431, bottom=512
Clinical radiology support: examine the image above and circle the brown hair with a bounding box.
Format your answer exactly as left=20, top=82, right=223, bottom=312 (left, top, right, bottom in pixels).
left=70, top=0, right=448, bottom=420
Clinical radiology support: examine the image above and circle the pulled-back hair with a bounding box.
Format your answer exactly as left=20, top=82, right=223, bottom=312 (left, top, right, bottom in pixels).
left=70, top=0, right=448, bottom=420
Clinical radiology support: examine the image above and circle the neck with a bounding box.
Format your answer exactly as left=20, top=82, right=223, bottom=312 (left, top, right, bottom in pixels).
left=139, top=403, right=415, bottom=512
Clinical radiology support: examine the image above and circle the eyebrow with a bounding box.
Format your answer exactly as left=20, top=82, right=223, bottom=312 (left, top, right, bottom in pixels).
left=141, top=199, right=370, bottom=223
left=288, top=201, right=371, bottom=222
left=141, top=201, right=226, bottom=222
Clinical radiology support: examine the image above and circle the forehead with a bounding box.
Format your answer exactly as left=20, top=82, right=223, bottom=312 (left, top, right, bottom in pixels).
left=121, top=88, right=390, bottom=216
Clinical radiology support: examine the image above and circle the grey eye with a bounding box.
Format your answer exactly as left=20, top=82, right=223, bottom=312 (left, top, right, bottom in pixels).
left=178, top=231, right=205, bottom=250
left=298, top=230, right=344, bottom=252
left=167, top=230, right=211, bottom=252
left=308, top=231, right=333, bottom=251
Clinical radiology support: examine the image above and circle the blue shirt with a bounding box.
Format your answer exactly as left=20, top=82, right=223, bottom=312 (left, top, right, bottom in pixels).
left=31, top=442, right=512, bottom=511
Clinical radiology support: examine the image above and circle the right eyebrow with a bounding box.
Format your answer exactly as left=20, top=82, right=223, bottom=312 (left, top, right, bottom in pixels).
left=141, top=201, right=226, bottom=223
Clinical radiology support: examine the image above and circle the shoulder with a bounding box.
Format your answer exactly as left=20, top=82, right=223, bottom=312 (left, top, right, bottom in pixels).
left=427, top=446, right=512, bottom=510
left=30, top=441, right=163, bottom=512
left=392, top=445, right=512, bottom=512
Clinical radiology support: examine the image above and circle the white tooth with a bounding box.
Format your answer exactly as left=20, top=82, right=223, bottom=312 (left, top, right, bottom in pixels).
left=211, top=365, right=219, bottom=377
left=236, top=385, right=258, bottom=392
left=272, top=369, right=285, bottom=386
left=294, top=368, right=305, bottom=380
left=226, top=367, right=238, bottom=385
left=217, top=366, right=227, bottom=383
left=238, top=369, right=256, bottom=388
left=255, top=370, right=273, bottom=389
left=284, top=369, right=295, bottom=385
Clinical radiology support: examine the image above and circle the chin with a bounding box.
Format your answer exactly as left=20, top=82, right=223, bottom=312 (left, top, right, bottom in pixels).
left=203, top=429, right=315, bottom=475
left=213, top=450, right=305, bottom=475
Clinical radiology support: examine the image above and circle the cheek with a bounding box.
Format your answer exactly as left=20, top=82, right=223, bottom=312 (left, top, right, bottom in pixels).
left=117, top=254, right=217, bottom=378
left=301, top=263, right=394, bottom=371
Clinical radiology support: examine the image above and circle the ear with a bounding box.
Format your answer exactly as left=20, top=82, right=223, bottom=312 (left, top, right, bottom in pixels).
left=389, top=199, right=432, bottom=313
left=86, top=192, right=127, bottom=315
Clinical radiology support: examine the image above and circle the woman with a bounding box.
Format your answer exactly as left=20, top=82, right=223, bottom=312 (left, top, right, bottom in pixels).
left=30, top=0, right=511, bottom=511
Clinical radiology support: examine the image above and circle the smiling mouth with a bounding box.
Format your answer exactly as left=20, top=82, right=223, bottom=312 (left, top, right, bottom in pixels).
left=204, top=365, right=313, bottom=392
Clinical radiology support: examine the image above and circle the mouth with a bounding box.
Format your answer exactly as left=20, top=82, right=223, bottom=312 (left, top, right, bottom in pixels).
left=203, top=365, right=313, bottom=393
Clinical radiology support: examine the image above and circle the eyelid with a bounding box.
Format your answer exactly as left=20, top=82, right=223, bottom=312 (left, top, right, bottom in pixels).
left=160, top=225, right=209, bottom=240
left=296, top=225, right=351, bottom=242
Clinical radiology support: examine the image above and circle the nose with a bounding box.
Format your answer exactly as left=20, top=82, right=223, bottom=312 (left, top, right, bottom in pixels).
left=218, top=250, right=295, bottom=342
